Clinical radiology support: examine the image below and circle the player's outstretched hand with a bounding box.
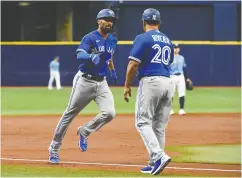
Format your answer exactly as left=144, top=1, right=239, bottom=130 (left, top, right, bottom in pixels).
left=90, top=53, right=101, bottom=65
left=124, top=87, right=131, bottom=102
left=110, top=69, right=117, bottom=84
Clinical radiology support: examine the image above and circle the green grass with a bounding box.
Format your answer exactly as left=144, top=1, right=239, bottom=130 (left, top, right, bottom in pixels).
left=176, top=87, right=241, bottom=113
left=1, top=87, right=240, bottom=176
left=167, top=144, right=241, bottom=164
left=1, top=164, right=202, bottom=177
left=1, top=87, right=240, bottom=115
left=1, top=145, right=240, bottom=177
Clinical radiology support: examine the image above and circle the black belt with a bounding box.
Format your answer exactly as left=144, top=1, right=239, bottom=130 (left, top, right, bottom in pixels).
left=82, top=73, right=104, bottom=82
left=173, top=73, right=181, bottom=76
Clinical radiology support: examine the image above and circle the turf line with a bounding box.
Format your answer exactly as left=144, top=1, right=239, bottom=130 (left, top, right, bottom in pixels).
left=1, top=157, right=241, bottom=173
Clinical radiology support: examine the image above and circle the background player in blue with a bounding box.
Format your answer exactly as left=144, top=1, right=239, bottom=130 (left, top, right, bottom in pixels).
left=48, top=9, right=118, bottom=164
left=48, top=56, right=62, bottom=90
left=124, top=8, right=174, bottom=175
left=169, top=43, right=192, bottom=115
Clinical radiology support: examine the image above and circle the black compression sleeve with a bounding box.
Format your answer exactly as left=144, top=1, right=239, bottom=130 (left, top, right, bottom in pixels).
left=183, top=67, right=189, bottom=79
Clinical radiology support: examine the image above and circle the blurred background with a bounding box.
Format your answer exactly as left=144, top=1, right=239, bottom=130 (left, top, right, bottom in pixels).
left=1, top=1, right=241, bottom=86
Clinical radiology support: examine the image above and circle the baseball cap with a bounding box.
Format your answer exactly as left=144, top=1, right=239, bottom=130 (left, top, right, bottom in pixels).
left=173, top=43, right=179, bottom=48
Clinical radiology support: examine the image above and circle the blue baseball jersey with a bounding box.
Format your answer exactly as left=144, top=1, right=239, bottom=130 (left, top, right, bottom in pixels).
left=76, top=30, right=117, bottom=76
left=169, top=54, right=186, bottom=75
left=129, top=30, right=174, bottom=79
left=49, top=60, right=60, bottom=71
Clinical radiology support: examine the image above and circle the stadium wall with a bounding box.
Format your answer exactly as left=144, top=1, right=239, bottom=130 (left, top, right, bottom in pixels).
left=1, top=43, right=241, bottom=86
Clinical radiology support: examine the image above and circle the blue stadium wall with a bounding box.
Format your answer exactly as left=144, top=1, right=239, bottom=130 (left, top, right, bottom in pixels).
left=1, top=1, right=241, bottom=86
left=1, top=44, right=240, bottom=86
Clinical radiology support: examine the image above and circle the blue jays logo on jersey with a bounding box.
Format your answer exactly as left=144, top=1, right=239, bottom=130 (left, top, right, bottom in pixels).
left=98, top=46, right=105, bottom=52
left=96, top=46, right=114, bottom=54
left=107, top=47, right=114, bottom=54
left=92, top=32, right=116, bottom=55
left=94, top=40, right=114, bottom=54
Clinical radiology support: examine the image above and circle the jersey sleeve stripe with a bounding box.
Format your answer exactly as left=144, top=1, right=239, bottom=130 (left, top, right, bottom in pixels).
left=129, top=56, right=141, bottom=63
left=76, top=49, right=87, bottom=53
left=106, top=58, right=112, bottom=62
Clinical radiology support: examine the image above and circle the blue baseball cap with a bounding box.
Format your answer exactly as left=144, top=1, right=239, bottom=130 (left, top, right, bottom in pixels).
left=142, top=8, right=161, bottom=22
left=173, top=43, right=179, bottom=48
left=96, top=9, right=116, bottom=20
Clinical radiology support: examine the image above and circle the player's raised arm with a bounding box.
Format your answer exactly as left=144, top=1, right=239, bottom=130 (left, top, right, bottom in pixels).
left=75, top=35, right=102, bottom=65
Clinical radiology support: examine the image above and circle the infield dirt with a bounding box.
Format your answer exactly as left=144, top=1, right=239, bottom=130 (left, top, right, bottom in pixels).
left=1, top=113, right=241, bottom=177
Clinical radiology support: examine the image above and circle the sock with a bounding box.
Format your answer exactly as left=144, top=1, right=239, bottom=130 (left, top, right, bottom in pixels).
left=179, top=96, right=185, bottom=109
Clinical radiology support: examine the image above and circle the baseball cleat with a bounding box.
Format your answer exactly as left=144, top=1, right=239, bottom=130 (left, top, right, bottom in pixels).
left=140, top=165, right=153, bottom=174
left=170, top=109, right=175, bottom=115
left=178, top=109, right=186, bottom=115
left=151, top=154, right=171, bottom=175
left=57, top=87, right=63, bottom=90
left=77, top=128, right=88, bottom=152
left=49, top=151, right=60, bottom=164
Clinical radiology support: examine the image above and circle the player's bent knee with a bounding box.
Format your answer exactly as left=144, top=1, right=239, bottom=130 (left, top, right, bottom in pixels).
left=103, top=109, right=115, bottom=121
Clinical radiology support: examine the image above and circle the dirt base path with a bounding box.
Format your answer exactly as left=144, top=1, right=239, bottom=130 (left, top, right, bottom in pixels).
left=1, top=113, right=241, bottom=177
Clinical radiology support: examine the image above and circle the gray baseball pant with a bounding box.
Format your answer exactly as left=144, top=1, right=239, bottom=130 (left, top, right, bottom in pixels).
left=135, top=76, right=173, bottom=166
left=49, top=71, right=115, bottom=152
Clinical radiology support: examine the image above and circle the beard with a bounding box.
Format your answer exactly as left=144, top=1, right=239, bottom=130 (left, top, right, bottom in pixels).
left=101, top=25, right=113, bottom=33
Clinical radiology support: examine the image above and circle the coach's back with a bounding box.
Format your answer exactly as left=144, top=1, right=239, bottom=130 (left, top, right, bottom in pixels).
left=125, top=8, right=174, bottom=175
left=129, top=30, right=174, bottom=80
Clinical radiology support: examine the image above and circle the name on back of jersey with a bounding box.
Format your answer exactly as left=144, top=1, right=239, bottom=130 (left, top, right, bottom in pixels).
left=152, top=35, right=171, bottom=44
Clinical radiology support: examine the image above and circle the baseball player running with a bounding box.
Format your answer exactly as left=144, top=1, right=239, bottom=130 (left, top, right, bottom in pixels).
left=48, top=9, right=118, bottom=164
left=169, top=43, right=191, bottom=115
left=124, top=8, right=174, bottom=175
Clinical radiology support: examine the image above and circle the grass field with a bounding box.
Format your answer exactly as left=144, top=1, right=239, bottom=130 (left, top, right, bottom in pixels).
left=1, top=87, right=241, bottom=115
left=167, top=144, right=241, bottom=164
left=1, top=165, right=207, bottom=177
left=1, top=87, right=241, bottom=177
